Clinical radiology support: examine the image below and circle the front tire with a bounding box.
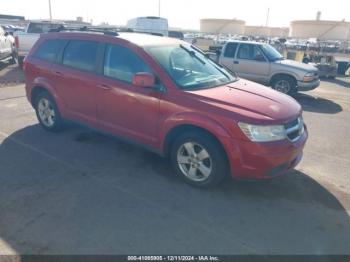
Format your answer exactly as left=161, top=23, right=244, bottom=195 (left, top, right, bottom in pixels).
left=34, top=92, right=63, bottom=132
left=272, top=75, right=297, bottom=95
left=170, top=131, right=229, bottom=187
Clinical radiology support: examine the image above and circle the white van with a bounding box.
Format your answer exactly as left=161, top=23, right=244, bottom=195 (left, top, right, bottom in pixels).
left=127, top=16, right=168, bottom=36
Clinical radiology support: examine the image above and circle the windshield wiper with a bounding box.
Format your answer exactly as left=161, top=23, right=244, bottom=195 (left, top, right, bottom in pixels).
left=180, top=44, right=206, bottom=65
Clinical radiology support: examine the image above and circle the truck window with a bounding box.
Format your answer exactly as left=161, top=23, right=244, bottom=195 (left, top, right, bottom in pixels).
left=224, top=43, right=238, bottom=58
left=103, top=44, right=151, bottom=83
left=27, top=23, right=62, bottom=34
left=63, top=40, right=98, bottom=72
left=237, top=44, right=265, bottom=61
left=34, top=39, right=67, bottom=63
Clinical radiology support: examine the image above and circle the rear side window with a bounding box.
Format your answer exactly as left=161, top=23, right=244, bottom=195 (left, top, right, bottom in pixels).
left=34, top=39, right=67, bottom=63
left=63, top=40, right=98, bottom=72
left=224, top=43, right=238, bottom=58
left=103, top=44, right=151, bottom=83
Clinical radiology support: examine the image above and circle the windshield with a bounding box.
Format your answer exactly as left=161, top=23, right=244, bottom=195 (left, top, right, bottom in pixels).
left=260, top=44, right=284, bottom=61
left=146, top=44, right=236, bottom=90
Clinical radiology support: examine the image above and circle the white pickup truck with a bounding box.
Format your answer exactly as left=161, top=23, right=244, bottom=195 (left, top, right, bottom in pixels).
left=0, top=25, right=16, bottom=64
left=211, top=40, right=320, bottom=95
left=14, top=20, right=63, bottom=67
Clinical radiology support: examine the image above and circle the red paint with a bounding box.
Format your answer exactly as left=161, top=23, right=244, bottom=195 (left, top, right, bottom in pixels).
left=24, top=32, right=307, bottom=180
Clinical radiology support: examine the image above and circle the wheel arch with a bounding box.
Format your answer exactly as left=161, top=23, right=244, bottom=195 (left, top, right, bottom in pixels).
left=162, top=124, right=228, bottom=158
left=269, top=73, right=298, bottom=86
left=29, top=79, right=66, bottom=115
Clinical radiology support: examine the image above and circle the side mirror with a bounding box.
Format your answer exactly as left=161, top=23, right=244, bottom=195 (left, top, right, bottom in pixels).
left=132, top=72, right=155, bottom=88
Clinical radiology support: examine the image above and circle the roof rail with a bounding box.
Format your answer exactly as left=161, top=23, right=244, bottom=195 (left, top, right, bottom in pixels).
left=48, top=25, right=134, bottom=36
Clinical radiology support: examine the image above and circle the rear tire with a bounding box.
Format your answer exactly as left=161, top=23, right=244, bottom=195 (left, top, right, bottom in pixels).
left=272, top=75, right=297, bottom=96
left=170, top=130, right=229, bottom=188
left=18, top=56, right=24, bottom=69
left=34, top=91, right=63, bottom=132
left=10, top=52, right=18, bottom=65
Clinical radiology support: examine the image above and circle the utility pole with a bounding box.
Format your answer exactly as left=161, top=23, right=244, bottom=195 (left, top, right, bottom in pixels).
left=265, top=7, right=270, bottom=27
left=158, top=0, right=161, bottom=17
left=48, top=0, right=52, bottom=20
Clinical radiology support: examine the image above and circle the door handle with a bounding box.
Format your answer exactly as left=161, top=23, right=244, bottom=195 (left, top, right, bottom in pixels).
left=234, top=61, right=239, bottom=64
left=53, top=70, right=63, bottom=76
left=98, top=84, right=111, bottom=90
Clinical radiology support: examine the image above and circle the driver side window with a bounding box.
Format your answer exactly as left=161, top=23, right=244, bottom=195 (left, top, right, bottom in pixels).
left=237, top=44, right=265, bottom=61
left=104, top=44, right=152, bottom=83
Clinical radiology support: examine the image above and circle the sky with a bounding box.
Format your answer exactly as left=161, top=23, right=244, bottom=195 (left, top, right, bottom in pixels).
left=2, top=0, right=350, bottom=29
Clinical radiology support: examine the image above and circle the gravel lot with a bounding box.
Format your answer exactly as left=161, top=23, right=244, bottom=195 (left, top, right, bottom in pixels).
left=0, top=63, right=350, bottom=255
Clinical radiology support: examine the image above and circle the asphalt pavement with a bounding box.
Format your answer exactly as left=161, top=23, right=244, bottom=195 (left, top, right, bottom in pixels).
left=0, top=64, right=350, bottom=255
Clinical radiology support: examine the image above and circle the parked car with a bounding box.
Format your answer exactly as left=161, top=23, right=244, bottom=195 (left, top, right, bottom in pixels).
left=24, top=30, right=307, bottom=187
left=1, top=24, right=24, bottom=36
left=14, top=20, right=64, bottom=67
left=127, top=16, right=168, bottom=36
left=215, top=40, right=320, bottom=95
left=0, top=25, right=17, bottom=64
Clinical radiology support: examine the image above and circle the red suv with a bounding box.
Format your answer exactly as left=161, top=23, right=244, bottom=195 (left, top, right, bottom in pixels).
left=24, top=29, right=307, bottom=187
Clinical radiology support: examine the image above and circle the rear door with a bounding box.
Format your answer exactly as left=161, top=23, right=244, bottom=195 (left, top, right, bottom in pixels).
left=219, top=42, right=238, bottom=72
left=51, top=39, right=101, bottom=126
left=233, top=43, right=270, bottom=83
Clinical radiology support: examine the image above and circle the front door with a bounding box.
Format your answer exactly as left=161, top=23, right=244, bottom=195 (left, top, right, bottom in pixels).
left=96, top=43, right=161, bottom=147
left=233, top=43, right=270, bottom=84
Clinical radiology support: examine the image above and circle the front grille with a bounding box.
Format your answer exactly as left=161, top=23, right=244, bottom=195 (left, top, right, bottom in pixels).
left=284, top=117, right=304, bottom=142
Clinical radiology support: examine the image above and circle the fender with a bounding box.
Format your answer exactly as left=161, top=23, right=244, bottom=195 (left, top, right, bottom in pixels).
left=268, top=71, right=300, bottom=84
left=159, top=111, right=233, bottom=149
left=31, top=77, right=68, bottom=117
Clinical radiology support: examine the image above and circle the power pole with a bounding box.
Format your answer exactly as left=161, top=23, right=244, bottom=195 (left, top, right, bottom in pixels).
left=265, top=7, right=270, bottom=27
left=48, top=0, right=52, bottom=20
left=158, top=0, right=161, bottom=17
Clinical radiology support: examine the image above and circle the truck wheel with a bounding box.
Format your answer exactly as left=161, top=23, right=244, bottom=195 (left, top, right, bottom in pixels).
left=10, top=52, right=18, bottom=65
left=34, top=92, right=63, bottom=132
left=170, top=131, right=229, bottom=187
left=18, top=57, right=24, bottom=69
left=272, top=75, right=297, bottom=95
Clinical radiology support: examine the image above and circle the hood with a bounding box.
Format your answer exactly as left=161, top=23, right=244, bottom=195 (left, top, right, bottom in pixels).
left=276, top=59, right=318, bottom=72
left=187, top=79, right=301, bottom=124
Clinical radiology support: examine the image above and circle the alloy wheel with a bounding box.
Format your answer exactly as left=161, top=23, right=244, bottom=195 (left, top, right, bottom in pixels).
left=177, top=142, right=212, bottom=182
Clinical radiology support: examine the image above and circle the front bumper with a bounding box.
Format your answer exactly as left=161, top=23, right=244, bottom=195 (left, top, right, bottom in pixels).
left=222, top=127, right=308, bottom=180
left=297, top=79, right=320, bottom=91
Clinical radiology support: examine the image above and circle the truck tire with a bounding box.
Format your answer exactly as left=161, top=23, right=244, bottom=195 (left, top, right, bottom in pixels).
left=18, top=56, right=24, bottom=69
left=272, top=75, right=297, bottom=96
left=170, top=130, right=229, bottom=187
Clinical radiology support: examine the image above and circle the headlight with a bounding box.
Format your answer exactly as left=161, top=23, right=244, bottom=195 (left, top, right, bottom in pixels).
left=238, top=122, right=286, bottom=142
left=303, top=72, right=315, bottom=82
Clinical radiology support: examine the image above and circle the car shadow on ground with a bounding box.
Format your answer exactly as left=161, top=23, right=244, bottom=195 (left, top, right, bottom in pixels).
left=1, top=124, right=350, bottom=254
left=295, top=93, right=343, bottom=114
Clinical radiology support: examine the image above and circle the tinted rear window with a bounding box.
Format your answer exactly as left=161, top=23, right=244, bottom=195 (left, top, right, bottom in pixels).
left=34, top=39, right=67, bottom=63
left=63, top=40, right=99, bottom=72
